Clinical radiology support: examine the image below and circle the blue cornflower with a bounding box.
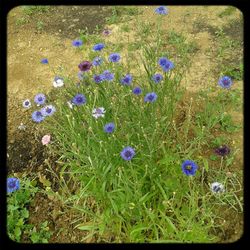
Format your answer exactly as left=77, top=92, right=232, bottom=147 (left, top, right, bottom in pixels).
left=7, top=177, right=20, bottom=193
left=121, top=74, right=132, bottom=85
left=104, top=122, right=115, bottom=134
left=72, top=40, right=83, bottom=47
left=32, top=110, right=45, bottom=123
left=34, top=93, right=46, bottom=105
left=120, top=146, right=135, bottom=161
left=109, top=53, right=121, bottom=63
left=144, top=92, right=158, bottom=103
left=41, top=105, right=56, bottom=117
left=93, top=74, right=104, bottom=83
left=72, top=94, right=86, bottom=105
left=93, top=43, right=105, bottom=51
left=155, top=6, right=168, bottom=15
left=161, top=60, right=174, bottom=72
left=158, top=57, right=169, bottom=67
left=102, top=70, right=114, bottom=81
left=152, top=73, right=163, bottom=83
left=218, top=76, right=233, bottom=89
left=181, top=160, right=198, bottom=176
left=132, top=87, right=142, bottom=95
left=92, top=57, right=103, bottom=66
left=41, top=58, right=48, bottom=64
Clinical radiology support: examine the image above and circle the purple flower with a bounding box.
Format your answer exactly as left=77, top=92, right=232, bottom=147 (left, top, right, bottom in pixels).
left=161, top=60, right=174, bottom=72
left=32, top=110, right=45, bottom=123
left=214, top=145, right=230, bottom=156
left=72, top=40, right=83, bottom=47
left=41, top=105, right=56, bottom=117
left=181, top=160, right=198, bottom=176
left=102, top=29, right=112, bottom=36
left=218, top=76, right=233, bottom=89
left=72, top=94, right=86, bottom=106
left=92, top=57, right=103, bottom=66
left=7, top=177, right=20, bottom=193
left=155, top=6, right=168, bottom=15
left=93, top=74, right=104, bottom=83
left=22, top=99, right=31, bottom=109
left=109, top=53, right=121, bottom=63
left=158, top=57, right=169, bottom=67
left=93, top=43, right=105, bottom=51
left=104, top=122, right=115, bottom=133
left=102, top=70, right=114, bottom=81
left=152, top=73, right=163, bottom=83
left=41, top=58, right=48, bottom=64
left=144, top=92, right=158, bottom=103
left=121, top=74, right=132, bottom=85
left=78, top=61, right=92, bottom=72
left=34, top=93, right=46, bottom=105
left=120, top=146, right=135, bottom=161
left=132, top=87, right=142, bottom=95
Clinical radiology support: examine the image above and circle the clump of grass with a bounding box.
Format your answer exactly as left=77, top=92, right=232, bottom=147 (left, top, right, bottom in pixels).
left=10, top=6, right=243, bottom=243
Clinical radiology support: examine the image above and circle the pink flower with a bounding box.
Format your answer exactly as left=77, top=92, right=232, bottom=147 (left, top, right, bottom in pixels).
left=42, top=134, right=51, bottom=145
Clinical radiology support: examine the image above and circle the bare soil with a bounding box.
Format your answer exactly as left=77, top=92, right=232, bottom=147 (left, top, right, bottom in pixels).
left=7, top=6, right=243, bottom=243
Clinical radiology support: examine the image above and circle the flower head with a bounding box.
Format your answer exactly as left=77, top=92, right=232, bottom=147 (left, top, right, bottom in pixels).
left=92, top=107, right=106, bottom=119
left=121, top=74, right=132, bottom=85
left=34, top=93, right=46, bottom=105
left=72, top=40, right=83, bottom=47
left=102, top=70, right=114, bottom=81
left=155, top=6, right=168, bottom=15
left=121, top=146, right=135, bottom=161
left=93, top=43, right=105, bottom=51
left=22, top=99, right=31, bottom=109
left=41, top=58, right=48, bottom=64
left=53, top=76, right=64, bottom=88
left=42, top=134, right=51, bottom=145
left=18, top=123, right=26, bottom=130
left=78, top=61, right=92, bottom=72
left=109, top=53, right=121, bottom=63
left=133, top=87, right=142, bottom=95
left=93, top=74, right=104, bottom=83
left=41, top=105, right=56, bottom=117
left=181, top=160, right=198, bottom=176
left=152, top=73, right=163, bottom=83
left=72, top=94, right=86, bottom=106
left=32, top=110, right=45, bottom=123
left=161, top=60, right=174, bottom=72
left=218, top=76, right=233, bottom=89
left=210, top=182, right=225, bottom=193
left=104, top=122, right=115, bottom=134
left=92, top=57, right=103, bottom=66
left=144, top=92, right=158, bottom=103
left=7, top=177, right=20, bottom=193
left=102, top=29, right=112, bottom=36
left=214, top=145, right=230, bottom=157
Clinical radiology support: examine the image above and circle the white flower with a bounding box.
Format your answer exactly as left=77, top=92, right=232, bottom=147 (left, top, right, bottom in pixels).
left=92, top=107, right=106, bottom=119
left=18, top=123, right=26, bottom=130
left=22, top=99, right=31, bottom=109
left=53, top=76, right=64, bottom=88
left=210, top=182, right=225, bottom=194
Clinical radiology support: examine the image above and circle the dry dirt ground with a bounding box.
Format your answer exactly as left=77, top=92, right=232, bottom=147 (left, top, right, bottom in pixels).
left=7, top=5, right=243, bottom=243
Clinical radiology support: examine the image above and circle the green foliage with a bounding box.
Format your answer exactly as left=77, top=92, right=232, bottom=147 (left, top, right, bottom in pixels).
left=218, top=6, right=237, bottom=18
left=22, top=6, right=51, bottom=16
left=7, top=177, right=52, bottom=243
